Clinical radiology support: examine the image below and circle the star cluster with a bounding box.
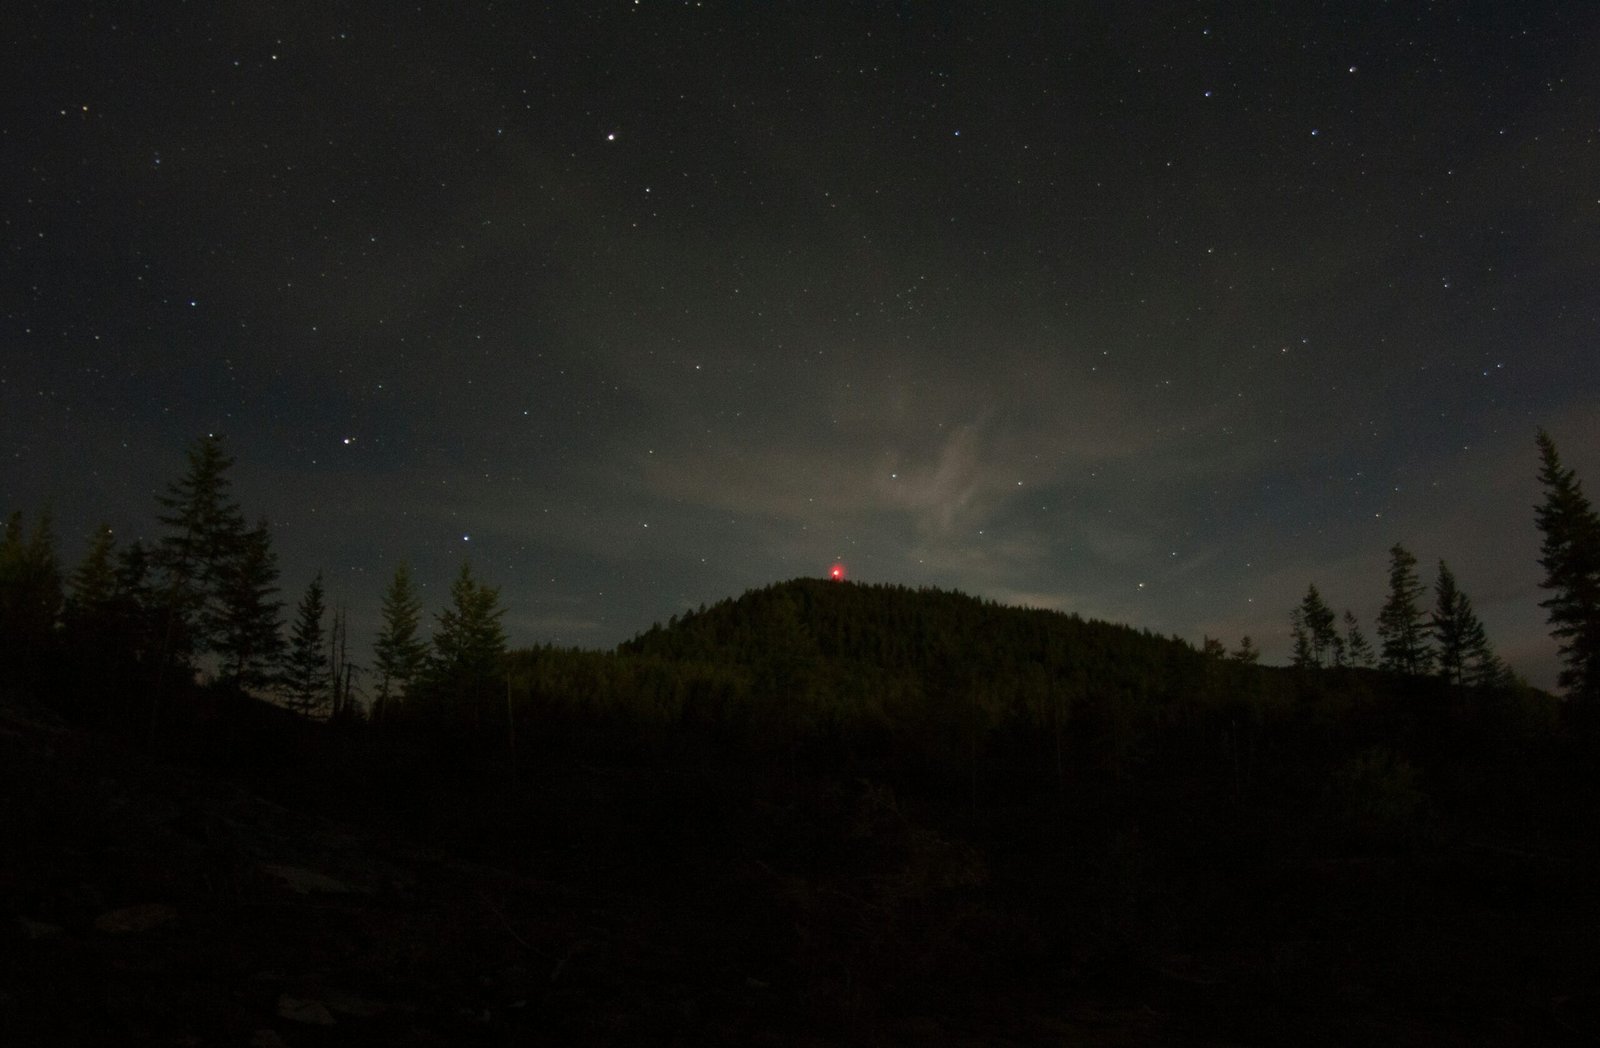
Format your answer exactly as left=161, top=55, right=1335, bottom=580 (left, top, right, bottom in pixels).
left=4, top=3, right=1598, bottom=685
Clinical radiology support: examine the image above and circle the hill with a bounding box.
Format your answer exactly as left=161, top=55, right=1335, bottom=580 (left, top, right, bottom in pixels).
left=616, top=578, right=1245, bottom=728
left=622, top=578, right=1203, bottom=681
left=511, top=578, right=1293, bottom=801
left=6, top=578, right=1599, bottom=1044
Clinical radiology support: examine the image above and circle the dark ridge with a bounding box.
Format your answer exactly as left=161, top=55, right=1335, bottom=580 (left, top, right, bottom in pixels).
left=617, top=577, right=1219, bottom=704
left=623, top=577, right=1193, bottom=664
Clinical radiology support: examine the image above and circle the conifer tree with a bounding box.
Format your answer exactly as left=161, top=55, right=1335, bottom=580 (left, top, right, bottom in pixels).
left=372, top=560, right=428, bottom=717
left=67, top=524, right=119, bottom=622
left=212, top=518, right=284, bottom=692
left=1329, top=623, right=1348, bottom=668
left=1534, top=430, right=1600, bottom=704
left=1430, top=560, right=1502, bottom=688
left=1290, top=611, right=1312, bottom=668
left=1230, top=635, right=1261, bottom=664
left=0, top=509, right=64, bottom=663
left=282, top=573, right=329, bottom=717
left=62, top=525, right=123, bottom=693
left=429, top=562, right=508, bottom=726
left=114, top=540, right=159, bottom=669
left=1431, top=561, right=1469, bottom=686
left=1466, top=640, right=1514, bottom=691
left=1343, top=610, right=1375, bottom=667
left=61, top=527, right=167, bottom=708
left=1291, top=585, right=1338, bottom=667
left=155, top=434, right=247, bottom=659
left=1377, top=544, right=1432, bottom=674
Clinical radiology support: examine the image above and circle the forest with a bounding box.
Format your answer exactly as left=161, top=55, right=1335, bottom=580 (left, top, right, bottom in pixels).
left=2, top=431, right=1599, bottom=1045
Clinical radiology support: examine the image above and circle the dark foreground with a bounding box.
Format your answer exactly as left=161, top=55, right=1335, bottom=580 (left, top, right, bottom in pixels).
left=3, top=691, right=1598, bottom=1047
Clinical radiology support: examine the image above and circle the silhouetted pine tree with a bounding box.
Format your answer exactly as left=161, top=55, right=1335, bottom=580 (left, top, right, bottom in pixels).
left=1343, top=610, right=1375, bottom=667
left=1291, top=585, right=1338, bottom=668
left=1230, top=635, right=1261, bottom=663
left=0, top=509, right=64, bottom=675
left=282, top=573, right=329, bottom=717
left=62, top=524, right=123, bottom=701
left=61, top=529, right=165, bottom=709
left=212, top=518, right=283, bottom=693
left=1290, top=613, right=1311, bottom=667
left=1430, top=560, right=1508, bottom=689
left=1377, top=544, right=1432, bottom=674
left=1466, top=641, right=1513, bottom=690
left=113, top=541, right=160, bottom=671
left=1534, top=430, right=1600, bottom=705
left=154, top=435, right=247, bottom=663
left=1431, top=562, right=1469, bottom=686
left=428, top=562, right=508, bottom=727
left=371, top=560, right=428, bottom=718
left=66, top=524, right=118, bottom=622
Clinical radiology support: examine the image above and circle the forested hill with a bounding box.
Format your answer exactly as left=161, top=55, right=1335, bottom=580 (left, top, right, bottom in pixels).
left=577, top=578, right=1285, bottom=755
left=621, top=578, right=1208, bottom=691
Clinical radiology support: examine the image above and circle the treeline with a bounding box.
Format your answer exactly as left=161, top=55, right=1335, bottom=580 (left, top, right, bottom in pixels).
left=1284, top=549, right=1509, bottom=688
left=1277, top=430, right=1600, bottom=715
left=3, top=429, right=1599, bottom=763
left=0, top=435, right=510, bottom=739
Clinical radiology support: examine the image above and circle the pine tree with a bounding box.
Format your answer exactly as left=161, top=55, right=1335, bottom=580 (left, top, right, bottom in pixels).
left=1534, top=430, right=1600, bottom=705
left=372, top=560, right=428, bottom=717
left=114, top=540, right=159, bottom=670
left=1329, top=622, right=1348, bottom=668
left=1430, top=560, right=1504, bottom=688
left=1465, top=639, right=1514, bottom=690
left=212, top=518, right=283, bottom=693
left=1377, top=544, right=1432, bottom=675
left=429, top=562, right=508, bottom=726
left=155, top=435, right=247, bottom=660
left=1291, top=585, right=1338, bottom=667
left=1290, top=611, right=1312, bottom=667
left=1230, top=635, right=1261, bottom=664
left=0, top=509, right=64, bottom=666
left=62, top=525, right=122, bottom=695
left=1458, top=614, right=1510, bottom=690
left=1343, top=610, right=1375, bottom=667
left=1431, top=561, right=1470, bottom=687
left=60, top=527, right=167, bottom=711
left=67, top=524, right=119, bottom=621
left=282, top=573, right=329, bottom=717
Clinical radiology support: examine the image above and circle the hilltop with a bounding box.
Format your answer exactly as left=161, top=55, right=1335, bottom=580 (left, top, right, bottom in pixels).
left=623, top=578, right=1200, bottom=675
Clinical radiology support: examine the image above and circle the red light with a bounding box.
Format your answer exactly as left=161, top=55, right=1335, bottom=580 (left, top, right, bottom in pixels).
left=829, top=563, right=846, bottom=581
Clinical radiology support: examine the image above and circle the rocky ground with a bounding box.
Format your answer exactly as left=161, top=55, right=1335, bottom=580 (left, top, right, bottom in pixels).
left=5, top=692, right=1599, bottom=1046
left=2, top=700, right=802, bottom=1046
left=0, top=696, right=1154, bottom=1047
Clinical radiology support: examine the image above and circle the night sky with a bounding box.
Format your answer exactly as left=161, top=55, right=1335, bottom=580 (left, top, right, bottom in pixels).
left=5, top=3, right=1598, bottom=687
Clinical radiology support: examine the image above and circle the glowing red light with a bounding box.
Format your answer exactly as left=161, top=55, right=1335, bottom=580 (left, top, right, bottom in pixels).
left=829, top=563, right=846, bottom=581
